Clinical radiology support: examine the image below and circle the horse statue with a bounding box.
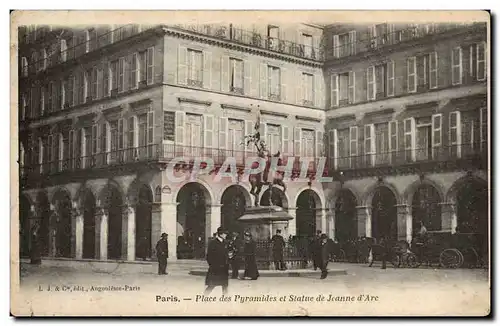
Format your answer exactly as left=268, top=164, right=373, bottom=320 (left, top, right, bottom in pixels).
left=243, top=130, right=287, bottom=207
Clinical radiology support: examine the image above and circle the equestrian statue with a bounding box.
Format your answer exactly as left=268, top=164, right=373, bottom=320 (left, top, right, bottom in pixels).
left=242, top=119, right=287, bottom=207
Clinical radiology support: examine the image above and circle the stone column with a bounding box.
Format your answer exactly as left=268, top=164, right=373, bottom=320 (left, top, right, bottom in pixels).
left=160, top=202, right=178, bottom=261
left=327, top=209, right=335, bottom=240
left=97, top=207, right=108, bottom=260
left=206, top=204, right=222, bottom=244
left=317, top=208, right=327, bottom=234
left=124, top=205, right=136, bottom=261
left=356, top=206, right=371, bottom=238
left=396, top=204, right=412, bottom=242
left=440, top=202, right=457, bottom=233
left=48, top=204, right=57, bottom=257
left=73, top=204, right=84, bottom=260
left=287, top=207, right=297, bottom=236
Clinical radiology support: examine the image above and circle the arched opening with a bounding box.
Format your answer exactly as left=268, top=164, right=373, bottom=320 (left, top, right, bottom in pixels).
left=19, top=194, right=31, bottom=258
left=135, top=185, right=153, bottom=260
left=260, top=187, right=287, bottom=208
left=221, top=185, right=248, bottom=234
left=371, top=186, right=398, bottom=241
left=296, top=189, right=320, bottom=238
left=176, top=183, right=210, bottom=259
left=456, top=180, right=488, bottom=235
left=104, top=186, right=124, bottom=260
left=82, top=190, right=96, bottom=259
left=411, top=184, right=442, bottom=234
left=36, top=192, right=50, bottom=256
left=53, top=190, right=72, bottom=258
left=334, top=189, right=358, bottom=242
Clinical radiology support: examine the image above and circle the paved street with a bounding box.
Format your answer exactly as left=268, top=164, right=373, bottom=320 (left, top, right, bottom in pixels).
left=13, top=260, right=490, bottom=316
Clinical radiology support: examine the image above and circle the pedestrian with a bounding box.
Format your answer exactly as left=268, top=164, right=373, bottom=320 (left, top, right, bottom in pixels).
left=155, top=233, right=169, bottom=275
left=271, top=229, right=286, bottom=270
left=318, top=234, right=330, bottom=279
left=242, top=231, right=259, bottom=280
left=204, top=227, right=229, bottom=295
left=311, top=230, right=322, bottom=270
left=379, top=236, right=388, bottom=270
left=228, top=232, right=241, bottom=279
left=30, top=222, right=41, bottom=265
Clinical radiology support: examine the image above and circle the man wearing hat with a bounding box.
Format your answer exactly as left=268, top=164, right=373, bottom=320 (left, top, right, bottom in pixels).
left=318, top=234, right=330, bottom=279
left=242, top=231, right=259, bottom=280
left=204, top=227, right=229, bottom=295
left=271, top=229, right=286, bottom=271
left=155, top=233, right=169, bottom=275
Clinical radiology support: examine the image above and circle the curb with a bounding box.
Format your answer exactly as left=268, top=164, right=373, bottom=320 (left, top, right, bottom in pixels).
left=189, top=269, right=348, bottom=277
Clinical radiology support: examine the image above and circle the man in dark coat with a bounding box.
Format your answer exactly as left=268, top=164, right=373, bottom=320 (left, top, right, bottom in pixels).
left=379, top=236, right=389, bottom=270
left=204, top=227, right=229, bottom=295
left=155, top=233, right=169, bottom=275
left=242, top=231, right=259, bottom=280
left=318, top=234, right=330, bottom=279
left=311, top=230, right=322, bottom=270
left=227, top=232, right=241, bottom=279
left=271, top=229, right=286, bottom=270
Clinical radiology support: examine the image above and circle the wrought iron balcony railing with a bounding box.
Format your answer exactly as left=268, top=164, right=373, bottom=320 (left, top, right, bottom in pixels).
left=328, top=142, right=488, bottom=173
left=170, top=24, right=323, bottom=61
left=21, top=24, right=155, bottom=78
left=20, top=144, right=328, bottom=181
left=328, top=22, right=483, bottom=60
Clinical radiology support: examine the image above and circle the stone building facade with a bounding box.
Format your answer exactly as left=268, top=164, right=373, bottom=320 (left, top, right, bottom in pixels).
left=18, top=22, right=488, bottom=262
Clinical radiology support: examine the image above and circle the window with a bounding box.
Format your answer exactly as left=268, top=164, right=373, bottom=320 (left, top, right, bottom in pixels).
left=331, top=71, right=355, bottom=107
left=335, top=128, right=351, bottom=169
left=470, top=42, right=487, bottom=81
left=302, top=33, right=313, bottom=58
left=68, top=130, right=75, bottom=169
left=333, top=32, right=355, bottom=58
left=110, top=60, right=118, bottom=91
left=267, top=65, right=281, bottom=100
left=267, top=25, right=279, bottom=50
left=65, top=75, right=74, bottom=108
left=187, top=49, right=203, bottom=86
left=91, top=67, right=98, bottom=100
left=404, top=118, right=416, bottom=162
left=128, top=116, right=136, bottom=158
left=452, top=47, right=463, bottom=85
left=139, top=51, right=147, bottom=83
left=302, top=73, right=314, bottom=105
left=118, top=57, right=126, bottom=92
left=407, top=57, right=417, bottom=93
left=130, top=53, right=138, bottom=89
left=84, top=30, right=91, bottom=53
left=47, top=82, right=53, bottom=113
left=60, top=39, right=67, bottom=63
left=449, top=111, right=462, bottom=158
left=371, top=23, right=391, bottom=48
left=77, top=71, right=85, bottom=105
left=40, top=48, right=47, bottom=71
left=147, top=47, right=154, bottom=85
left=59, top=80, right=65, bottom=111
left=21, top=57, right=28, bottom=77
left=300, top=129, right=314, bottom=157
left=367, top=62, right=394, bottom=100
left=374, top=123, right=389, bottom=165
left=480, top=108, right=487, bottom=151
left=230, top=58, right=244, bottom=94
left=103, top=63, right=110, bottom=97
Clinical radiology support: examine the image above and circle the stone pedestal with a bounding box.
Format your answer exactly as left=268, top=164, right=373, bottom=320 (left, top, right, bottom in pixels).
left=356, top=206, right=371, bottom=237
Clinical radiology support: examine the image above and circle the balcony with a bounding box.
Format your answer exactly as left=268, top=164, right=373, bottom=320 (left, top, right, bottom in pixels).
left=328, top=22, right=484, bottom=61
left=21, top=25, right=155, bottom=80
left=329, top=142, right=488, bottom=179
left=20, top=144, right=328, bottom=184
left=170, top=24, right=323, bottom=61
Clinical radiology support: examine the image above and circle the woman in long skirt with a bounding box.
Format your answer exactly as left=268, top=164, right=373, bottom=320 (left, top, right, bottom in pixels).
left=242, top=232, right=259, bottom=280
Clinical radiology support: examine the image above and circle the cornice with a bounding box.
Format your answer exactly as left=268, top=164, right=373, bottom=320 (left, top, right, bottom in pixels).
left=163, top=26, right=323, bottom=68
